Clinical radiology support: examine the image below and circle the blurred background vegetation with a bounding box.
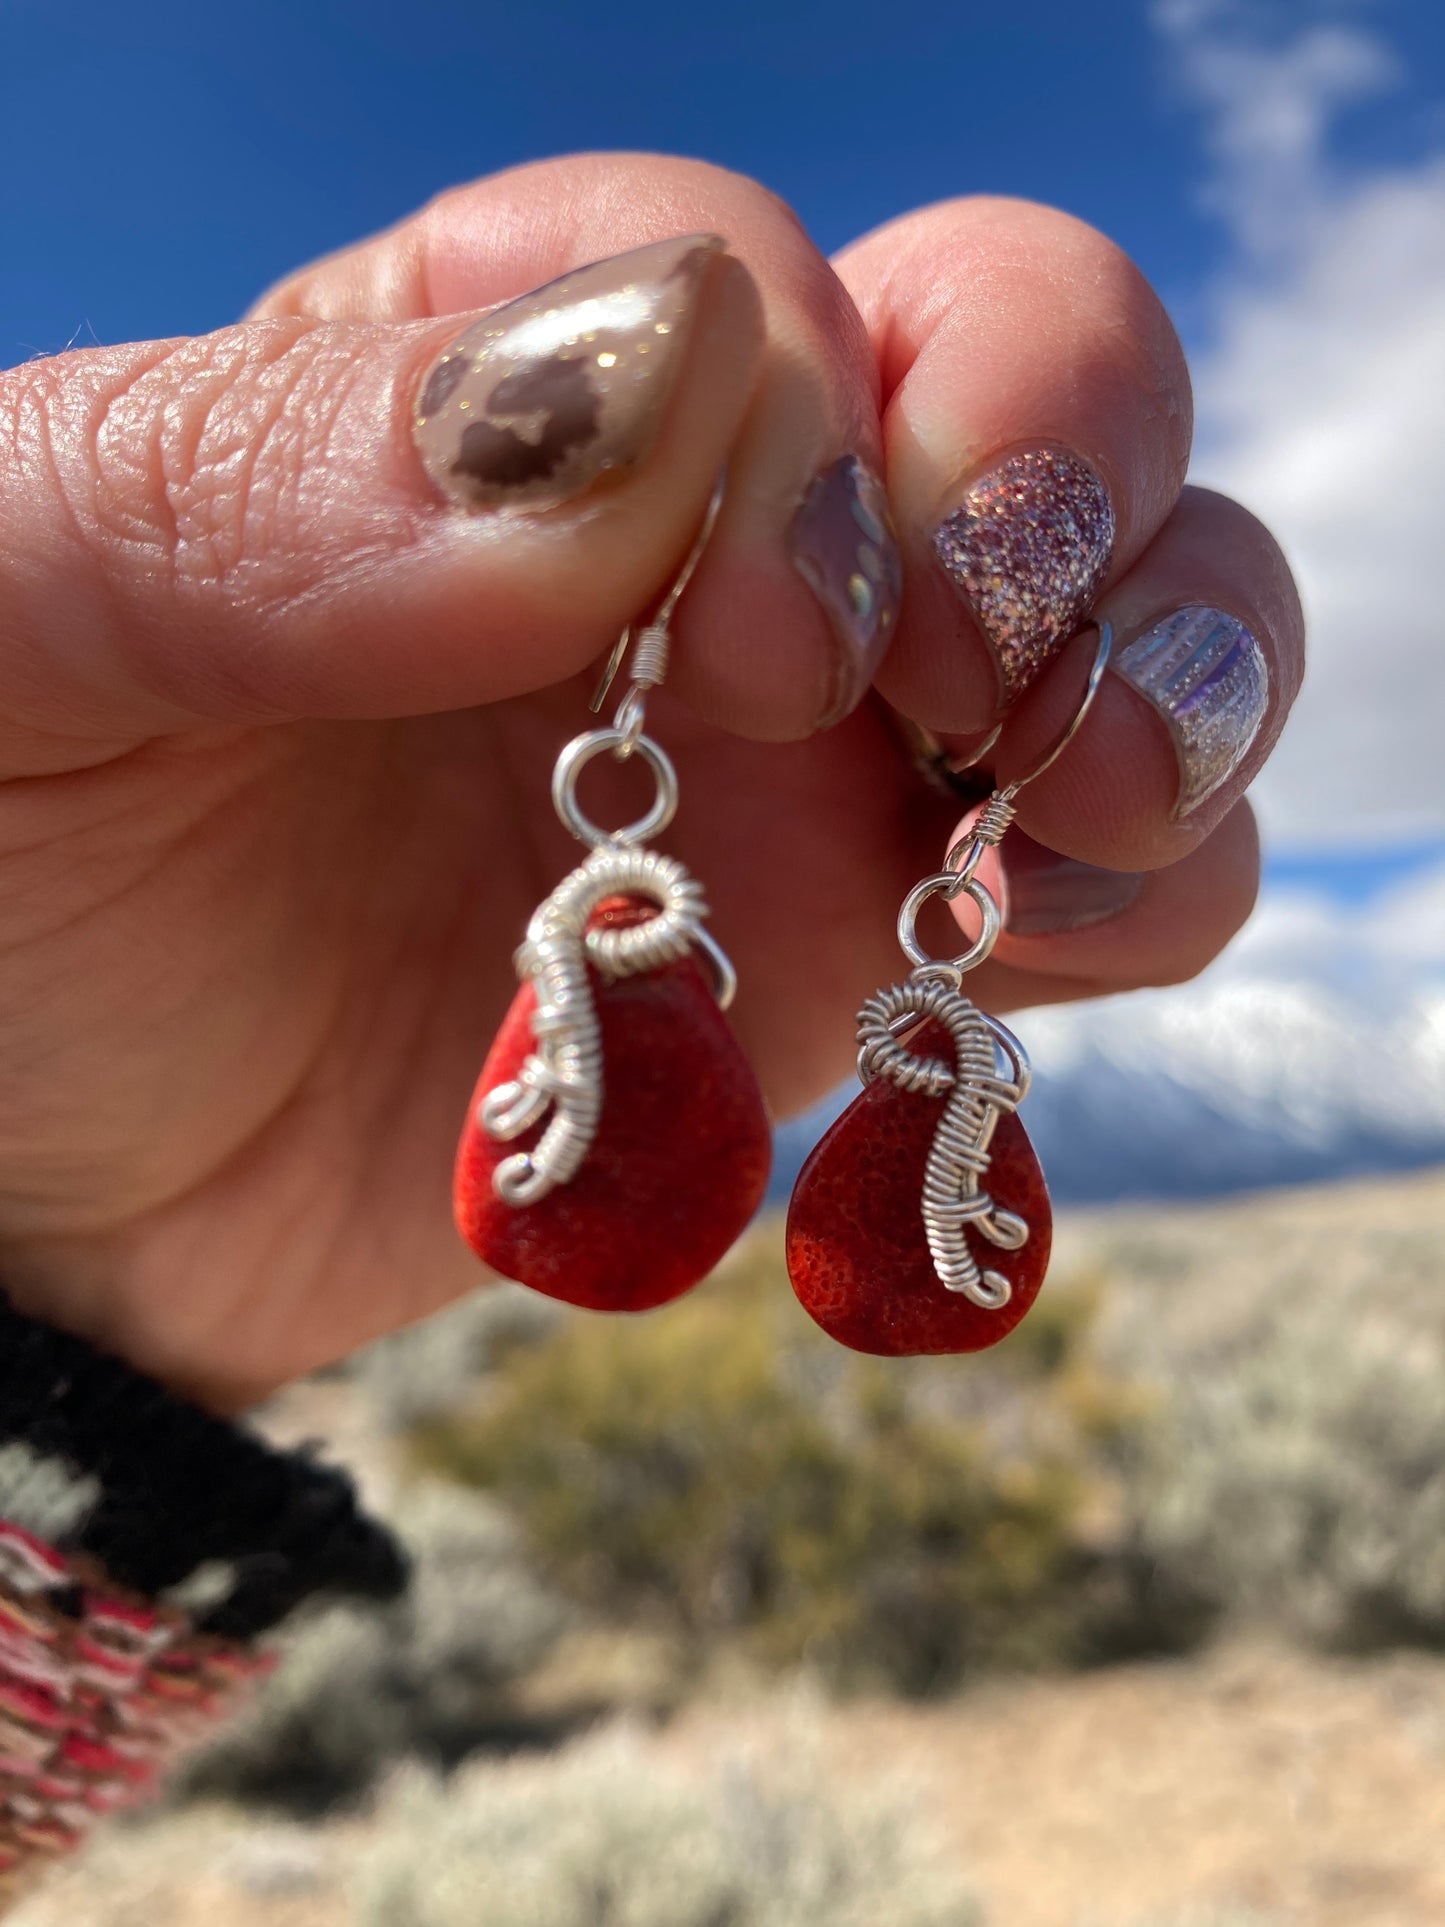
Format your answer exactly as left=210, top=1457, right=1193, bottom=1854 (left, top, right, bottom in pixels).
left=19, top=1174, right=1442, bottom=1926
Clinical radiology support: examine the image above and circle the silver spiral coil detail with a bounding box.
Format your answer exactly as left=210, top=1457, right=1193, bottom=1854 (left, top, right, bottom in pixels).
left=481, top=845, right=710, bottom=1207
left=857, top=978, right=1031, bottom=1310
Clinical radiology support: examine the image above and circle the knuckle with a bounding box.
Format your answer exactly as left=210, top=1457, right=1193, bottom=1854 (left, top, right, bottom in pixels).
left=917, top=195, right=1191, bottom=415
left=16, top=324, right=365, bottom=601
left=0, top=348, right=151, bottom=611
left=0, top=353, right=75, bottom=520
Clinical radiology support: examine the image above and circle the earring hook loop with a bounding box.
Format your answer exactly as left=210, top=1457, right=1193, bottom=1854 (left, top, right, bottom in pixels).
left=900, top=619, right=1116, bottom=978
left=997, top=618, right=1114, bottom=800
left=589, top=470, right=728, bottom=718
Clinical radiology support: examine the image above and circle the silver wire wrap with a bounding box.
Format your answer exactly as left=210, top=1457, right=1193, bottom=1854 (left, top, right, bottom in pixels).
left=482, top=476, right=734, bottom=1210
left=857, top=978, right=1031, bottom=1308
left=856, top=620, right=1115, bottom=1308
left=481, top=846, right=710, bottom=1206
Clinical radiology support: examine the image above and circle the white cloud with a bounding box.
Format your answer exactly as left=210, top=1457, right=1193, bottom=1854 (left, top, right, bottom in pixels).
left=1154, top=1, right=1445, bottom=846
left=1224, top=852, right=1445, bottom=983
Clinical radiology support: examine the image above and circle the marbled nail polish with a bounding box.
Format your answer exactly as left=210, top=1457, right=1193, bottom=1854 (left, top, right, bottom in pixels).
left=791, top=456, right=902, bottom=725
left=1115, top=606, right=1270, bottom=817
left=413, top=234, right=722, bottom=512
left=931, top=448, right=1115, bottom=707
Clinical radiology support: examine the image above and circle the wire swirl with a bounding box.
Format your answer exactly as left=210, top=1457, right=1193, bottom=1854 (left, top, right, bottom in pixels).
left=857, top=978, right=1031, bottom=1309
left=481, top=846, right=709, bottom=1206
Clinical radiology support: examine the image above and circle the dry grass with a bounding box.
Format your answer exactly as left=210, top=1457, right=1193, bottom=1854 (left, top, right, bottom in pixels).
left=15, top=1167, right=1445, bottom=1925
left=15, top=1639, right=1445, bottom=1926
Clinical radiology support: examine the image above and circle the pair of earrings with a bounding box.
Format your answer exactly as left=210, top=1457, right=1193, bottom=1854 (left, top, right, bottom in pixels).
left=453, top=494, right=1113, bottom=1357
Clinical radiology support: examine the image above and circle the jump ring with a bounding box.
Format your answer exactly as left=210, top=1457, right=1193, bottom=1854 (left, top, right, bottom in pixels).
left=898, top=872, right=1001, bottom=976
left=552, top=728, right=678, bottom=847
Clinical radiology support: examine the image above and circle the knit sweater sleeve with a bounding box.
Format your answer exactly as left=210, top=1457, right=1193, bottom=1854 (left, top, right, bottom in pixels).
left=0, top=1293, right=406, bottom=1904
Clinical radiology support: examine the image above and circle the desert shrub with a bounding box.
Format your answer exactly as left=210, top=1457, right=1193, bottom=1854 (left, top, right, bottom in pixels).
left=354, top=1722, right=980, bottom=1927
left=182, top=1480, right=570, bottom=1808
left=1118, top=1304, right=1445, bottom=1651
left=410, top=1238, right=1150, bottom=1692
left=357, top=1282, right=563, bottom=1432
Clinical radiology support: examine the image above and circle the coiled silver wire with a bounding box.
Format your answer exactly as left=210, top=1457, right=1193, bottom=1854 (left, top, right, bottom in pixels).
left=849, top=620, right=1112, bottom=1313
left=857, top=978, right=1030, bottom=1309
left=481, top=845, right=708, bottom=1206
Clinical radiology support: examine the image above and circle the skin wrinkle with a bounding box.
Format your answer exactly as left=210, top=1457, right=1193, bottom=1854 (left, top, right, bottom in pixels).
left=30, top=732, right=497, bottom=1402
left=0, top=154, right=1300, bottom=1405
left=24, top=1064, right=354, bottom=1394
left=0, top=751, right=273, bottom=1011
left=70, top=328, right=449, bottom=728
left=0, top=734, right=355, bottom=1226
left=189, top=334, right=456, bottom=716
left=153, top=329, right=345, bottom=586
left=1, top=358, right=142, bottom=589
left=0, top=375, right=110, bottom=728
left=0, top=387, right=198, bottom=746
left=0, top=743, right=241, bottom=885
left=254, top=163, right=878, bottom=740
left=79, top=324, right=408, bottom=608
left=202, top=338, right=354, bottom=579
left=92, top=337, right=240, bottom=559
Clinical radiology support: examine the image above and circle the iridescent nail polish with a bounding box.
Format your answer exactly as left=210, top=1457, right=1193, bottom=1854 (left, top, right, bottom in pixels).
left=791, top=455, right=902, bottom=725
left=413, top=234, right=722, bottom=512
left=931, top=447, right=1115, bottom=706
left=1115, top=606, right=1270, bottom=817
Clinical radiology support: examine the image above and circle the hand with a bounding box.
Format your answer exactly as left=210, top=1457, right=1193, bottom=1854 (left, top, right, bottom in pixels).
left=0, top=157, right=1301, bottom=1409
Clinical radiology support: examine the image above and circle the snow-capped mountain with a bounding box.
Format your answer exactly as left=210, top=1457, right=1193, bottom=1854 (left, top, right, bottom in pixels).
left=775, top=858, right=1445, bottom=1206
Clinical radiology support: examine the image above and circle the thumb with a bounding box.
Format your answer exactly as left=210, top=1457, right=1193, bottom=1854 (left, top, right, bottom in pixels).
left=0, top=234, right=761, bottom=769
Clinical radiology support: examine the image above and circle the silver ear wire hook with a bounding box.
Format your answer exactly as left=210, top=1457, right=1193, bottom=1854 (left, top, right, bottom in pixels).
left=864, top=618, right=1114, bottom=1312
left=483, top=472, right=736, bottom=1209
left=890, top=619, right=1113, bottom=802
left=997, top=617, right=1114, bottom=796
left=898, top=620, right=1115, bottom=973
left=589, top=470, right=727, bottom=723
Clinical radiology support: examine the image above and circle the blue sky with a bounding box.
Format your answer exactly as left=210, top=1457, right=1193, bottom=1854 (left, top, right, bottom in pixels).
left=5, top=0, right=1445, bottom=1205
left=1, top=0, right=1438, bottom=358
left=2, top=0, right=1443, bottom=880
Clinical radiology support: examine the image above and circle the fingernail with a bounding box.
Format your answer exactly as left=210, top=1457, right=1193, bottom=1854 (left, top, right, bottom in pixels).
left=1005, top=843, right=1144, bottom=936
left=413, top=234, right=723, bottom=512
left=931, top=447, right=1115, bottom=707
left=1115, top=606, right=1270, bottom=818
left=791, top=455, right=902, bottom=726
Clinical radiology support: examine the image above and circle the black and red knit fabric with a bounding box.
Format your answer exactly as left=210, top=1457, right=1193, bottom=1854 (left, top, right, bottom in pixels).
left=0, top=1294, right=406, bottom=1901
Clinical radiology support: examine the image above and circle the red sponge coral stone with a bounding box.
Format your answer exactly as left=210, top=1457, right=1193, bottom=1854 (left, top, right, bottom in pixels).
left=786, top=1025, right=1051, bottom=1355
left=456, top=949, right=771, bottom=1314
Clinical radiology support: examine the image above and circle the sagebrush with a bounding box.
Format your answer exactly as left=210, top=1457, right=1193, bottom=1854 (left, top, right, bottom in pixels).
left=1118, top=1300, right=1445, bottom=1651
left=354, top=1721, right=980, bottom=1927
left=183, top=1481, right=569, bottom=1806
left=409, top=1240, right=1149, bottom=1691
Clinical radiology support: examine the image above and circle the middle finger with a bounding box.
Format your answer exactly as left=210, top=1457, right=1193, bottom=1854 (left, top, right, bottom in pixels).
left=837, top=193, right=1195, bottom=735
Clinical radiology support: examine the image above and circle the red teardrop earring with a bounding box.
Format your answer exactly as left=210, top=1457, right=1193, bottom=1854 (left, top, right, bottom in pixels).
left=455, top=485, right=772, bottom=1312
left=787, top=622, right=1114, bottom=1356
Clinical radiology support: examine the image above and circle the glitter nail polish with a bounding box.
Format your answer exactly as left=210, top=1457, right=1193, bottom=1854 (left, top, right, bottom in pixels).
left=931, top=447, right=1115, bottom=706
left=791, top=455, right=902, bottom=725
left=413, top=234, right=722, bottom=512
left=1115, top=606, right=1270, bottom=817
